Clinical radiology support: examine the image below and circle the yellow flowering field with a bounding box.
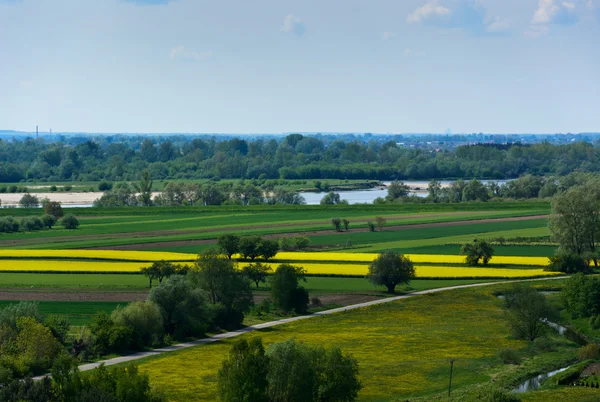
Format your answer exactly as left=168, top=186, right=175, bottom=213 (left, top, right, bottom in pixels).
left=0, top=249, right=195, bottom=262
left=239, top=262, right=559, bottom=278
left=139, top=287, right=528, bottom=401
left=0, top=259, right=144, bottom=273
left=271, top=252, right=549, bottom=266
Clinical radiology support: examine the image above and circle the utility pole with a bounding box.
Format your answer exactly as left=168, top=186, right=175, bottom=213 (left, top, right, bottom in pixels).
left=448, top=358, right=455, bottom=399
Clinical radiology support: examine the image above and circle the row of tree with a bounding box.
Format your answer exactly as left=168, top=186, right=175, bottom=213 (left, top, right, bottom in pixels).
left=3, top=134, right=600, bottom=182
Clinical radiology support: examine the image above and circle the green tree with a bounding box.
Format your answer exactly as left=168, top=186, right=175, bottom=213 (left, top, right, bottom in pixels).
left=386, top=181, right=410, bottom=201
left=342, top=219, right=350, bottom=231
left=367, top=250, right=415, bottom=293
left=239, top=235, right=262, bottom=260
left=266, top=339, right=361, bottom=402
left=427, top=179, right=442, bottom=202
left=19, top=193, right=39, bottom=208
left=41, top=214, right=57, bottom=229
left=148, top=275, right=207, bottom=338
left=190, top=249, right=253, bottom=329
left=503, top=285, right=555, bottom=341
left=320, top=192, right=347, bottom=205
left=61, top=214, right=80, bottom=230
left=549, top=185, right=600, bottom=256
left=375, top=216, right=386, bottom=231
left=258, top=239, right=279, bottom=260
left=460, top=239, right=494, bottom=266
left=270, top=264, right=309, bottom=314
left=43, top=201, right=64, bottom=218
left=218, top=234, right=240, bottom=259
left=133, top=170, right=153, bottom=206
left=218, top=337, right=269, bottom=402
left=462, top=179, right=490, bottom=202
left=111, top=301, right=164, bottom=349
left=242, top=262, right=272, bottom=288
left=331, top=218, right=342, bottom=232
left=562, top=273, right=600, bottom=318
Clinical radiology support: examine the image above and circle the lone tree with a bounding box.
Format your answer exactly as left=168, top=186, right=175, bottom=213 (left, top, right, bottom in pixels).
left=320, top=192, right=347, bottom=205
left=217, top=234, right=240, bottom=259
left=343, top=219, right=350, bottom=231
left=19, top=193, right=40, bottom=208
left=242, top=262, right=272, bottom=288
left=61, top=214, right=80, bottom=230
left=504, top=285, right=555, bottom=341
left=375, top=216, right=387, bottom=231
left=43, top=201, right=64, bottom=219
left=549, top=185, right=600, bottom=261
left=134, top=170, right=153, bottom=206
left=367, top=250, right=415, bottom=293
left=460, top=239, right=494, bottom=266
left=385, top=181, right=410, bottom=201
left=331, top=218, right=342, bottom=232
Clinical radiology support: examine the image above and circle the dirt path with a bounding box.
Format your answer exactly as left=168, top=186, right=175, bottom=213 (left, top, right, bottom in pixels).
left=31, top=276, right=567, bottom=379
left=0, top=289, right=147, bottom=302
left=89, top=214, right=547, bottom=250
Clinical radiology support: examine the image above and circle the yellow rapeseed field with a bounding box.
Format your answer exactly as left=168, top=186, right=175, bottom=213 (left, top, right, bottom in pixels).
left=0, top=259, right=144, bottom=272
left=272, top=252, right=549, bottom=266
left=238, top=262, right=559, bottom=278
left=0, top=249, right=195, bottom=262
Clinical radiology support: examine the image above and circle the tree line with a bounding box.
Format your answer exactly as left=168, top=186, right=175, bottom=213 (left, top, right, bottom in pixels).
left=2, top=133, right=600, bottom=183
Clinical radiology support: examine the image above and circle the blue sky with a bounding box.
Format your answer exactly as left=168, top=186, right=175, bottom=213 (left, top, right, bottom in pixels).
left=1, top=0, right=599, bottom=134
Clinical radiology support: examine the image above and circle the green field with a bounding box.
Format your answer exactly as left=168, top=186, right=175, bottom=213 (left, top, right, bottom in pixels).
left=0, top=300, right=124, bottom=326
left=134, top=280, right=576, bottom=401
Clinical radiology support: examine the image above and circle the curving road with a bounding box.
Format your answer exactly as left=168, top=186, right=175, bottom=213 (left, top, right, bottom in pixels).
left=33, top=275, right=565, bottom=380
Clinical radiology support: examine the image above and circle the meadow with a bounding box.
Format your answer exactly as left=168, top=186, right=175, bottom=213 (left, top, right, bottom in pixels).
left=135, top=282, right=577, bottom=401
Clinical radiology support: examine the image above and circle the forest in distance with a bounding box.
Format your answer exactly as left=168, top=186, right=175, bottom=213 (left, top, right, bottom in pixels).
left=2, top=133, right=600, bottom=183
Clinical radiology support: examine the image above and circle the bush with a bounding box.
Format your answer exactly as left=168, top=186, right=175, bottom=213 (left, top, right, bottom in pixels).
left=63, top=184, right=72, bottom=191
left=562, top=273, right=600, bottom=318
left=590, top=315, right=600, bottom=329
left=548, top=252, right=588, bottom=273
left=498, top=348, right=521, bottom=364
left=19, top=216, right=44, bottom=231
left=61, top=214, right=80, bottom=229
left=49, top=185, right=57, bottom=192
left=0, top=216, right=20, bottom=233
left=367, top=221, right=375, bottom=232
left=111, top=301, right=165, bottom=349
left=310, top=297, right=322, bottom=307
left=578, top=344, right=600, bottom=361
left=465, top=386, right=521, bottom=402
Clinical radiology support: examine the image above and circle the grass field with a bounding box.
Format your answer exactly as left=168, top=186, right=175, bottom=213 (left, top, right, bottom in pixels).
left=0, top=300, right=124, bottom=326
left=136, top=281, right=575, bottom=401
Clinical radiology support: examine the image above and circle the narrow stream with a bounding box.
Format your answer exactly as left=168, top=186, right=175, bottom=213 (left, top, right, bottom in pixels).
left=513, top=365, right=573, bottom=393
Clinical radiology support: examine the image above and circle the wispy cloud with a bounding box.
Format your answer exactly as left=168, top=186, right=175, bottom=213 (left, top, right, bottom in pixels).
left=281, top=14, right=306, bottom=36
left=169, top=46, right=212, bottom=62
left=532, top=0, right=578, bottom=25
left=407, top=1, right=450, bottom=24
left=407, top=1, right=509, bottom=35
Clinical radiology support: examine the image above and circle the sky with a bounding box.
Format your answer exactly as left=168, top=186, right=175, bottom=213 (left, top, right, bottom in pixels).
left=1, top=0, right=599, bottom=134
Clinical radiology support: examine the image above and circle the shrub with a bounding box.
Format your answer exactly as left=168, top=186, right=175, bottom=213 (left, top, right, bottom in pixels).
left=61, top=214, right=80, bottom=229
left=310, top=297, right=322, bottom=307
left=111, top=301, right=164, bottom=349
left=498, top=348, right=521, bottom=364
left=0, top=216, right=19, bottom=233
left=367, top=221, right=375, bottom=232
left=533, top=337, right=555, bottom=352
left=270, top=264, right=309, bottom=314
left=19, top=216, right=44, bottom=231
left=63, top=184, right=72, bottom=191
left=590, top=315, right=600, bottom=329
left=465, top=386, right=521, bottom=402
left=578, top=344, right=600, bottom=361
left=49, top=185, right=57, bottom=192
